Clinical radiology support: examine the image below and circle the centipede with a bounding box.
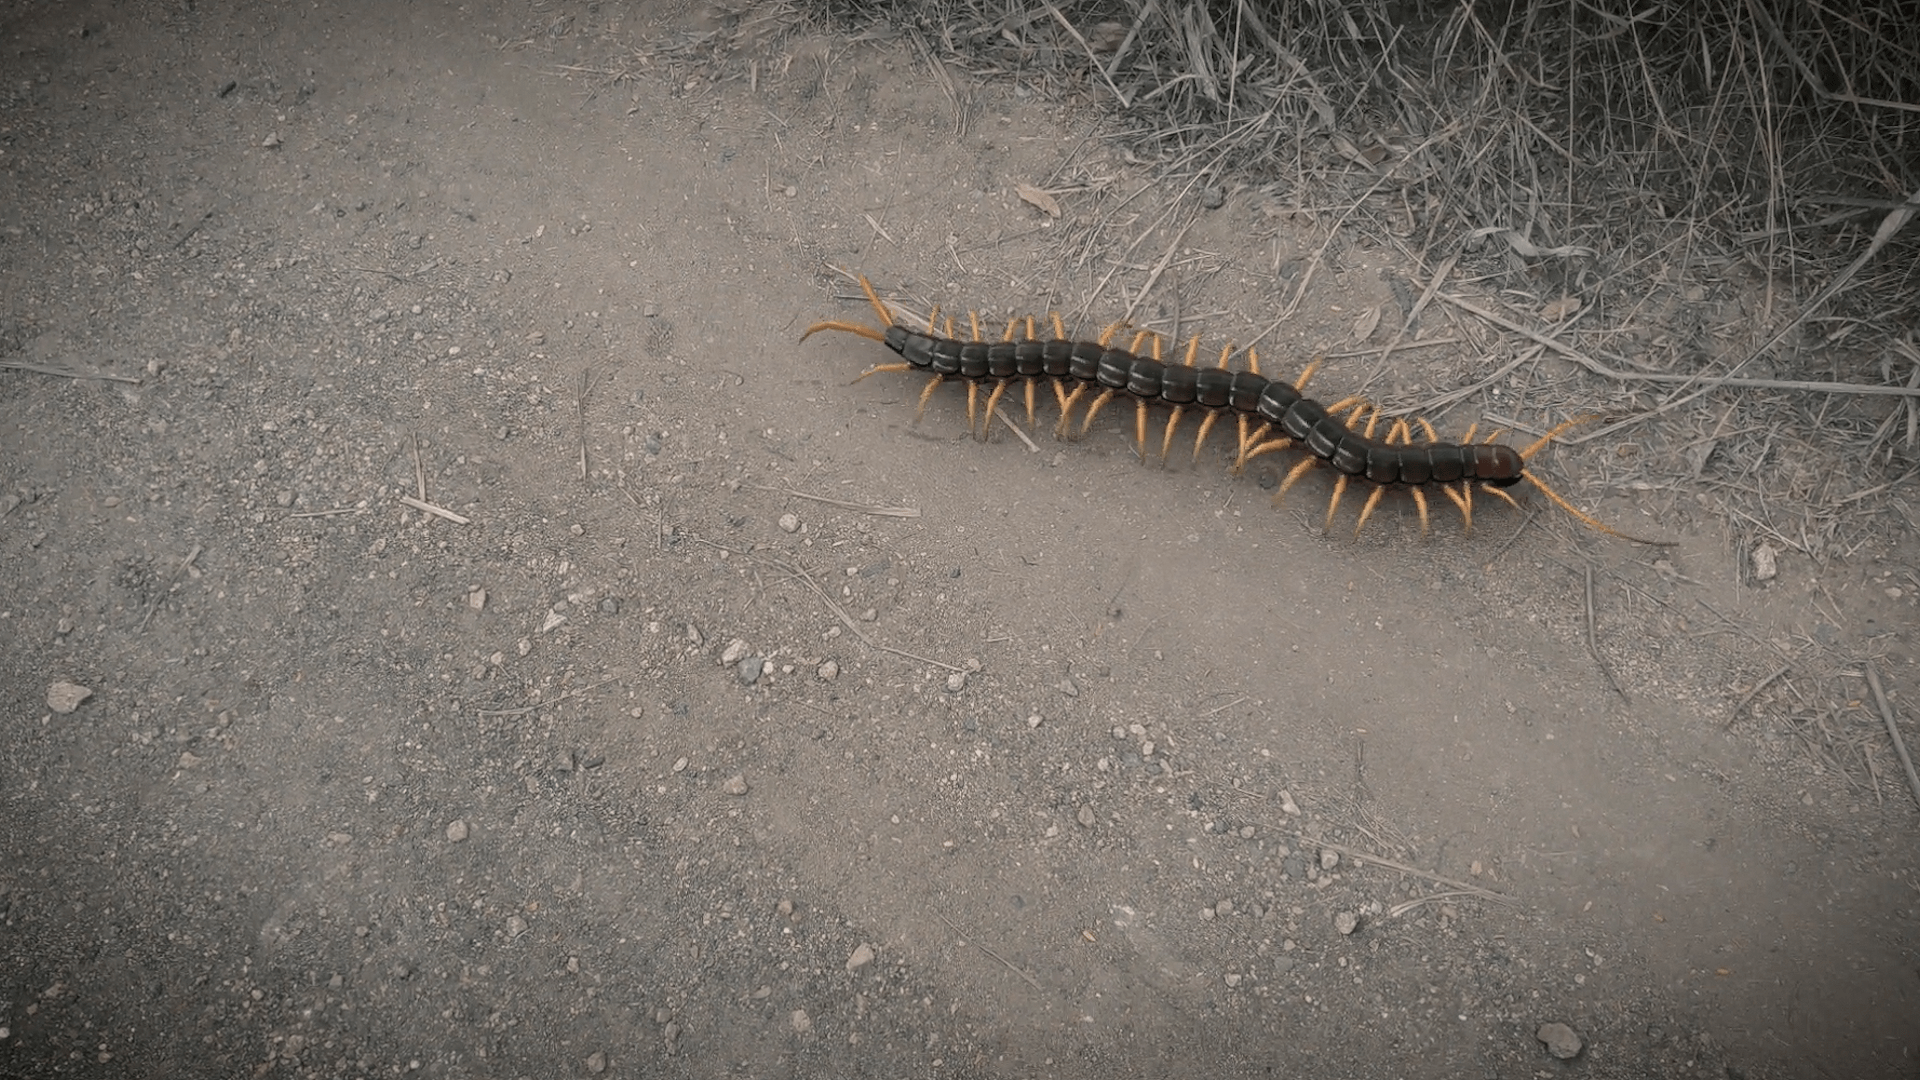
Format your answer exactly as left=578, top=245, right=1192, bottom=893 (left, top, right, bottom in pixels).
left=801, top=274, right=1668, bottom=545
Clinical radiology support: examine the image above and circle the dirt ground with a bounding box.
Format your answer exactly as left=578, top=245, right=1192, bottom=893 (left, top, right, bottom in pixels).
left=2, top=2, right=1917, bottom=1077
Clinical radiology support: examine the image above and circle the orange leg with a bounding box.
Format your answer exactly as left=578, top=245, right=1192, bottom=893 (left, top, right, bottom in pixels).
left=852, top=361, right=915, bottom=384
left=1351, top=418, right=1410, bottom=538
left=1324, top=408, right=1381, bottom=534
left=1190, top=343, right=1236, bottom=464
left=1159, top=336, right=1203, bottom=464
left=799, top=273, right=900, bottom=343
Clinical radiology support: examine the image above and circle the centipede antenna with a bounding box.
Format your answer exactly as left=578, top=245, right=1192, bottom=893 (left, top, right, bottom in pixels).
left=801, top=320, right=889, bottom=344
left=1521, top=469, right=1671, bottom=544
left=1518, top=414, right=1598, bottom=460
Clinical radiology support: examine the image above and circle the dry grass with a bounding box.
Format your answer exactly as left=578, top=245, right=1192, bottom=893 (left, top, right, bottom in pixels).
left=792, top=0, right=1920, bottom=553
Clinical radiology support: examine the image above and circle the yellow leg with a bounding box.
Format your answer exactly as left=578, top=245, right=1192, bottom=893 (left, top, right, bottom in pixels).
left=1055, top=384, right=1087, bottom=439
left=982, top=381, right=1010, bottom=440
left=1352, top=417, right=1408, bottom=538
left=1192, top=411, right=1221, bottom=463
left=1275, top=456, right=1318, bottom=504
left=1293, top=357, right=1321, bottom=390
left=1079, top=389, right=1118, bottom=438
left=1243, top=436, right=1293, bottom=464
left=801, top=319, right=888, bottom=344
left=857, top=274, right=895, bottom=325
left=1410, top=486, right=1431, bottom=537
left=915, top=375, right=945, bottom=421
left=1324, top=475, right=1350, bottom=533
left=1354, top=484, right=1388, bottom=538
left=852, top=361, right=914, bottom=384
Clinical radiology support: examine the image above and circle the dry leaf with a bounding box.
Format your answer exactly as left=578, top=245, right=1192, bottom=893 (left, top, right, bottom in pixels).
left=1540, top=295, right=1581, bottom=322
left=1352, top=304, right=1381, bottom=342
left=1015, top=182, right=1061, bottom=218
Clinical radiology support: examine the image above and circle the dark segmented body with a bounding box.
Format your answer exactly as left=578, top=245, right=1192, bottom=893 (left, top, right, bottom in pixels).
left=881, top=324, right=1524, bottom=488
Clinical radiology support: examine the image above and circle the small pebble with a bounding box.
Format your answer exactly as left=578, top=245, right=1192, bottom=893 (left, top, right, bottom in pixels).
left=1215, top=898, right=1235, bottom=917
left=663, top=1021, right=681, bottom=1054
left=722, top=638, right=750, bottom=666
left=790, top=1009, right=812, bottom=1034
left=586, top=1051, right=606, bottom=1074
left=1320, top=848, right=1340, bottom=871
left=1751, top=542, right=1778, bottom=582
left=1077, top=805, right=1096, bottom=828
left=468, top=589, right=487, bottom=611
left=1278, top=790, right=1301, bottom=815
left=1027, top=714, right=1042, bottom=729
left=261, top=132, right=282, bottom=148
left=505, top=914, right=527, bottom=939
left=1335, top=911, right=1359, bottom=935
left=1537, top=1021, right=1583, bottom=1060
left=46, top=681, right=92, bottom=714
left=672, top=756, right=688, bottom=773
left=1199, top=906, right=1215, bottom=921
left=1199, top=185, right=1226, bottom=209
left=1223, top=972, right=1242, bottom=987
left=1239, top=825, right=1256, bottom=839
left=736, top=657, right=762, bottom=685
left=846, top=943, right=875, bottom=971
left=446, top=820, right=468, bottom=842
left=723, top=774, right=750, bottom=796
left=1140, top=740, right=1156, bottom=759
left=817, top=660, right=839, bottom=681
left=946, top=671, right=967, bottom=693
left=778, top=513, right=799, bottom=533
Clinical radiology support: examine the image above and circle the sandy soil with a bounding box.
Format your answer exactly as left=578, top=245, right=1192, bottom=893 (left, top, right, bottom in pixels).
left=2, top=2, right=1916, bottom=1078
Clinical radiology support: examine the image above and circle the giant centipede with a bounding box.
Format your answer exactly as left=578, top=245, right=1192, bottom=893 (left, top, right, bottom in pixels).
left=802, top=274, right=1667, bottom=544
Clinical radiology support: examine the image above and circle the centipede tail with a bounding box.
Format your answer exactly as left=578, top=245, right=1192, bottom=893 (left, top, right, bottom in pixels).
left=803, top=273, right=1672, bottom=544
